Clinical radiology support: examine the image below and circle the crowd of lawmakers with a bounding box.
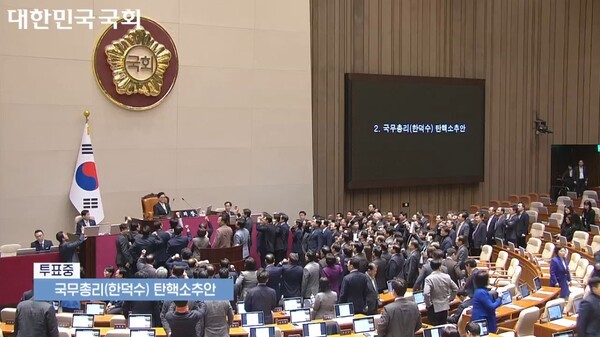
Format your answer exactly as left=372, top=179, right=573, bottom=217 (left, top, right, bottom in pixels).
left=18, top=199, right=600, bottom=337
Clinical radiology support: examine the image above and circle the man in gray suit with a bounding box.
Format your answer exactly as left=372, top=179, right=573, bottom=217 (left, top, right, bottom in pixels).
left=423, top=259, right=458, bottom=325
left=302, top=251, right=321, bottom=299
left=14, top=297, right=59, bottom=337
left=377, top=279, right=422, bottom=337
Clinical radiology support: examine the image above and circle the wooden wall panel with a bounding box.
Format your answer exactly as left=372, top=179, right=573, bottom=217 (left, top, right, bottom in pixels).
left=310, top=0, right=600, bottom=216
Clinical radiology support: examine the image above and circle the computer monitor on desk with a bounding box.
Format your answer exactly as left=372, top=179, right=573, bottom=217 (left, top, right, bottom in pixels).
left=533, top=276, right=542, bottom=291
left=519, top=284, right=530, bottom=298
left=72, top=314, right=94, bottom=329
left=85, top=303, right=105, bottom=315
left=543, top=231, right=553, bottom=242
left=501, top=291, right=512, bottom=305
left=302, top=322, right=327, bottom=337
left=130, top=330, right=156, bottom=337
left=553, top=331, right=574, bottom=337
left=558, top=236, right=567, bottom=247
left=424, top=327, right=443, bottom=337
left=334, top=303, right=354, bottom=317
left=249, top=326, right=276, bottom=337
left=353, top=317, right=377, bottom=337
left=471, top=319, right=489, bottom=337
left=289, top=308, right=311, bottom=325
left=74, top=329, right=101, bottom=337
left=547, top=304, right=563, bottom=321
left=128, top=314, right=152, bottom=329
left=282, top=297, right=303, bottom=311
left=236, top=301, right=246, bottom=314
left=241, top=312, right=264, bottom=327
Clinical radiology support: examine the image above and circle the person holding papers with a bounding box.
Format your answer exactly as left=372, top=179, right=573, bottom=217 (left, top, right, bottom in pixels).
left=550, top=246, right=572, bottom=298
left=471, top=271, right=501, bottom=333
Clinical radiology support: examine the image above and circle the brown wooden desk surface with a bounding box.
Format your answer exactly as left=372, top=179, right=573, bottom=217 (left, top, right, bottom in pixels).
left=534, top=315, right=577, bottom=337
left=0, top=325, right=167, bottom=337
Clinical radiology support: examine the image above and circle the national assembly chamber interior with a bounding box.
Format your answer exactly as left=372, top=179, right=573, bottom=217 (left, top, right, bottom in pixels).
left=0, top=1, right=599, bottom=337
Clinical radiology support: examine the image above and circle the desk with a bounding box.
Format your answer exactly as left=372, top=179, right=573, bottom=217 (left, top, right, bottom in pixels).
left=0, top=252, right=61, bottom=306
left=492, top=246, right=546, bottom=288
left=0, top=325, right=166, bottom=337
left=534, top=316, right=577, bottom=337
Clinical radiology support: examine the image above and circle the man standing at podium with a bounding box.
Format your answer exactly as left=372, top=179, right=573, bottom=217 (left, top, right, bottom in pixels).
left=153, top=192, right=171, bottom=217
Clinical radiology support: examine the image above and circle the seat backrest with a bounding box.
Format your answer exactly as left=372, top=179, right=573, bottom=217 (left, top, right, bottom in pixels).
left=529, top=193, right=540, bottom=202
left=480, top=245, right=493, bottom=262
left=582, top=265, right=595, bottom=285
left=500, top=201, right=512, bottom=208
left=530, top=223, right=545, bottom=238
left=141, top=193, right=160, bottom=219
left=526, top=210, right=538, bottom=223
left=519, top=195, right=531, bottom=208
left=495, top=251, right=509, bottom=270
left=526, top=238, right=542, bottom=255
left=515, top=306, right=540, bottom=336
left=510, top=266, right=522, bottom=284
left=530, top=201, right=544, bottom=210
left=509, top=195, right=520, bottom=204
left=592, top=236, right=600, bottom=253
left=569, top=253, right=581, bottom=273
left=573, top=231, right=589, bottom=247
left=564, top=289, right=584, bottom=315
left=594, top=207, right=600, bottom=221
left=489, top=200, right=501, bottom=208
left=542, top=242, right=555, bottom=259
left=575, top=259, right=590, bottom=278
left=550, top=212, right=563, bottom=221
left=583, top=190, right=599, bottom=201
left=557, top=196, right=571, bottom=206
left=0, top=308, right=16, bottom=323
left=109, top=315, right=126, bottom=327
left=580, top=198, right=598, bottom=208
left=0, top=244, right=22, bottom=257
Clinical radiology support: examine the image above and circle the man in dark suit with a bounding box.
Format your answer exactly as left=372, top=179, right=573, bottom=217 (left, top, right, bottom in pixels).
left=274, top=214, right=290, bottom=264
left=456, top=236, right=469, bottom=270
left=56, top=231, right=86, bottom=262
left=245, top=269, right=278, bottom=324
left=372, top=247, right=388, bottom=292
left=403, top=241, right=421, bottom=287
left=471, top=213, right=487, bottom=256
left=281, top=253, right=304, bottom=298
left=462, top=259, right=479, bottom=297
left=75, top=209, right=97, bottom=235
left=167, top=225, right=191, bottom=256
left=443, top=248, right=464, bottom=286
left=504, top=206, right=519, bottom=246
left=386, top=244, right=405, bottom=281
left=439, top=227, right=454, bottom=254
left=14, top=296, right=59, bottom=337
left=455, top=212, right=470, bottom=248
left=577, top=276, right=600, bottom=336
left=257, top=213, right=277, bottom=267
left=31, top=229, right=53, bottom=251
left=353, top=242, right=369, bottom=273
left=115, top=223, right=134, bottom=272
left=154, top=220, right=172, bottom=268
left=153, top=192, right=171, bottom=217
left=264, top=254, right=283, bottom=301
left=377, top=279, right=422, bottom=337
left=485, top=207, right=498, bottom=246
left=137, top=250, right=158, bottom=278
left=516, top=203, right=529, bottom=248
left=131, top=225, right=163, bottom=262
left=339, top=257, right=371, bottom=314
left=575, top=159, right=588, bottom=198
left=365, top=263, right=380, bottom=315
left=494, top=208, right=507, bottom=243
left=307, top=219, right=324, bottom=254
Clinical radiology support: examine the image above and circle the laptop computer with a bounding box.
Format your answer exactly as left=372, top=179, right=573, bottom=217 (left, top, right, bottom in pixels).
left=74, top=329, right=101, bottom=337
left=334, top=303, right=354, bottom=318
left=110, top=224, right=121, bottom=235
left=289, top=308, right=311, bottom=327
left=413, top=290, right=426, bottom=310
left=423, top=326, right=443, bottom=337
left=130, top=330, right=156, bottom=337
left=241, top=312, right=265, bottom=327
left=353, top=317, right=377, bottom=337
left=553, top=331, right=574, bottom=337
left=519, top=284, right=530, bottom=298
left=72, top=314, right=94, bottom=329
left=533, top=276, right=542, bottom=291
left=591, top=225, right=600, bottom=235
left=495, top=238, right=504, bottom=247
left=128, top=314, right=152, bottom=329
left=249, top=326, right=276, bottom=337
left=16, top=248, right=36, bottom=256
left=559, top=236, right=568, bottom=247
left=573, top=240, right=582, bottom=250
left=302, top=322, right=327, bottom=337
left=543, top=231, right=553, bottom=242
left=472, top=319, right=489, bottom=337
left=586, top=245, right=593, bottom=254
left=501, top=291, right=512, bottom=305
left=85, top=303, right=105, bottom=315
left=282, top=297, right=303, bottom=311
left=237, top=301, right=246, bottom=314
left=547, top=304, right=563, bottom=321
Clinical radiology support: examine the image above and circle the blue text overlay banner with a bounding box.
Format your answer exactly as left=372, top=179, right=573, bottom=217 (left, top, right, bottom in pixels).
left=34, top=278, right=234, bottom=301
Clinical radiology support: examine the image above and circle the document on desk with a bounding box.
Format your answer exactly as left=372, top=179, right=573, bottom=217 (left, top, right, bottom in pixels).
left=503, top=304, right=523, bottom=310
left=536, top=290, right=555, bottom=295
left=525, top=296, right=545, bottom=301
left=550, top=318, right=576, bottom=327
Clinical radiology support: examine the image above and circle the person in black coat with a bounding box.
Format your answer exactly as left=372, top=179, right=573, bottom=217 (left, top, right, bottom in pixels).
left=167, top=225, right=191, bottom=256
left=75, top=210, right=97, bottom=235
left=386, top=244, right=405, bottom=281
left=257, top=213, right=277, bottom=267
left=516, top=203, right=529, bottom=248
left=339, top=257, right=371, bottom=314
left=471, top=213, right=488, bottom=256
left=307, top=220, right=324, bottom=254
left=56, top=231, right=86, bottom=262
left=274, top=215, right=290, bottom=264
left=439, top=227, right=454, bottom=255
left=504, top=206, right=519, bottom=246
left=115, top=223, right=134, bottom=271
left=577, top=276, right=600, bottom=337
left=153, top=192, right=171, bottom=217
left=264, top=254, right=284, bottom=301
left=403, top=241, right=421, bottom=287
left=372, top=247, right=388, bottom=292
left=31, top=229, right=53, bottom=251
left=281, top=253, right=304, bottom=298
left=485, top=208, right=499, bottom=246
left=291, top=220, right=305, bottom=257
left=131, top=225, right=163, bottom=262
left=154, top=221, right=172, bottom=268
left=245, top=269, right=278, bottom=324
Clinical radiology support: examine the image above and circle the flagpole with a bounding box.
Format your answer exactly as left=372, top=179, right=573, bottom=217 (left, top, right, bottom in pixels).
left=84, top=110, right=90, bottom=135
